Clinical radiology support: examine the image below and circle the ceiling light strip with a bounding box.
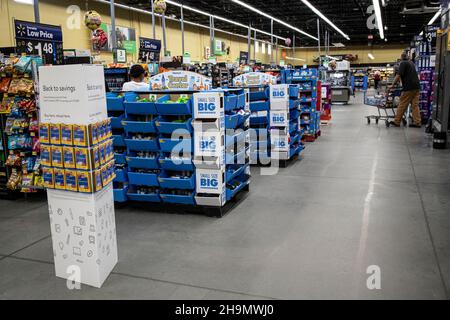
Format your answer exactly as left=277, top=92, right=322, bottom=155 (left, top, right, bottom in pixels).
left=372, top=0, right=385, bottom=39
left=230, top=0, right=319, bottom=41
left=300, top=0, right=350, bottom=40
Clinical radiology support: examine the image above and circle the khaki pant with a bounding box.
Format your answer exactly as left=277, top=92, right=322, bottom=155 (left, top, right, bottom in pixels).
left=394, top=90, right=421, bottom=125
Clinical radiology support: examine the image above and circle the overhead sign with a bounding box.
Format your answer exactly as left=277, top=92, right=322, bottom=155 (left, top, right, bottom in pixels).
left=14, top=19, right=64, bottom=65
left=233, top=72, right=277, bottom=87
left=138, top=37, right=161, bottom=63
left=239, top=51, right=249, bottom=65
left=149, top=71, right=212, bottom=91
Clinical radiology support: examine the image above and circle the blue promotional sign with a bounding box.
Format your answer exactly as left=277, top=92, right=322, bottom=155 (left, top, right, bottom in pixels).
left=139, top=37, right=161, bottom=63
left=14, top=19, right=63, bottom=65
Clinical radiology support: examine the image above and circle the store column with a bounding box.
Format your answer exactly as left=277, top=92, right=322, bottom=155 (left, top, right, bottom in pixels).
left=39, top=65, right=118, bottom=288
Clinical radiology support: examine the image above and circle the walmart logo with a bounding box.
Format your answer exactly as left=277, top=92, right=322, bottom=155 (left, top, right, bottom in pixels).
left=16, top=24, right=26, bottom=37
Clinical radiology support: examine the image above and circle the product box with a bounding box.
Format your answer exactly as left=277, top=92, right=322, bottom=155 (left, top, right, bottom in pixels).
left=51, top=146, right=64, bottom=168
left=193, top=92, right=225, bottom=119
left=98, top=142, right=106, bottom=165
left=73, top=124, right=88, bottom=147
left=54, top=168, right=66, bottom=190
left=50, top=124, right=62, bottom=145
left=98, top=121, right=106, bottom=142
left=40, top=145, right=52, bottom=167
left=63, top=147, right=76, bottom=169
left=77, top=171, right=93, bottom=193
left=270, top=110, right=289, bottom=127
left=75, top=147, right=94, bottom=170
left=105, top=118, right=112, bottom=138
left=42, top=167, right=55, bottom=188
left=39, top=123, right=50, bottom=144
left=92, top=145, right=101, bottom=168
left=91, top=123, right=99, bottom=146
left=61, top=124, right=73, bottom=146
left=270, top=84, right=289, bottom=105
left=93, top=169, right=103, bottom=192
left=270, top=130, right=289, bottom=152
left=65, top=169, right=78, bottom=192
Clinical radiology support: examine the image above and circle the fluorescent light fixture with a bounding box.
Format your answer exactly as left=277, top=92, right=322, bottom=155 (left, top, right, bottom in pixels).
left=381, top=0, right=386, bottom=7
left=14, top=0, right=33, bottom=4
left=268, top=44, right=272, bottom=55
left=372, top=0, right=385, bottom=39
left=428, top=9, right=442, bottom=25
left=300, top=0, right=350, bottom=40
left=231, top=0, right=318, bottom=41
left=332, top=42, right=346, bottom=48
left=286, top=56, right=306, bottom=61
left=262, top=42, right=266, bottom=54
left=255, top=41, right=259, bottom=53
left=368, top=53, right=375, bottom=60
left=166, top=0, right=286, bottom=41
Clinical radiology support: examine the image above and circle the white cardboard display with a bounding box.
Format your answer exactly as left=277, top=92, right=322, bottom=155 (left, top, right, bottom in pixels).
left=48, top=184, right=118, bottom=288
left=270, top=110, right=289, bottom=127
left=193, top=92, right=224, bottom=119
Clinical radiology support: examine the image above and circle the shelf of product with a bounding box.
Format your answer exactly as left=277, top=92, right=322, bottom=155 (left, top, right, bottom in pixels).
left=106, top=71, right=251, bottom=214
left=0, top=55, right=44, bottom=197
left=281, top=68, right=322, bottom=142
left=320, top=83, right=332, bottom=124
left=351, top=69, right=369, bottom=91
left=104, top=67, right=129, bottom=92
left=326, top=70, right=352, bottom=104
left=368, top=67, right=395, bottom=87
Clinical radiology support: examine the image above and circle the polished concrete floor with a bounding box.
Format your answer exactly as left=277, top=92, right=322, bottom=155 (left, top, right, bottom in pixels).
left=1, top=92, right=449, bottom=299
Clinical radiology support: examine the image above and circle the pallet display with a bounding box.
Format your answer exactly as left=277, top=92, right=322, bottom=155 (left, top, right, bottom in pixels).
left=106, top=71, right=251, bottom=216
left=351, top=70, right=369, bottom=91
left=282, top=68, right=322, bottom=142
left=0, top=55, right=44, bottom=197
left=232, top=72, right=277, bottom=165
left=320, top=83, right=332, bottom=124
left=269, top=84, right=304, bottom=165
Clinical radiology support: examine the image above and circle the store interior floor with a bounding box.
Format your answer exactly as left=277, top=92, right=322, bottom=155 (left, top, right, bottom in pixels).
left=1, top=92, right=449, bottom=300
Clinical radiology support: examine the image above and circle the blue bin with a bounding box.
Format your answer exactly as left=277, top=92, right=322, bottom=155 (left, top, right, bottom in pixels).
left=226, top=176, right=250, bottom=201
left=159, top=156, right=194, bottom=171
left=236, top=93, right=246, bottom=109
left=123, top=120, right=157, bottom=134
left=112, top=135, right=126, bottom=147
left=250, top=101, right=270, bottom=112
left=290, top=133, right=300, bottom=145
left=111, top=114, right=125, bottom=129
left=237, top=113, right=251, bottom=127
left=127, top=155, right=159, bottom=170
left=155, top=95, right=192, bottom=115
left=127, top=190, right=161, bottom=203
left=290, top=145, right=302, bottom=158
left=160, top=193, right=196, bottom=205
left=158, top=171, right=195, bottom=190
left=114, top=168, right=128, bottom=183
left=107, top=93, right=125, bottom=112
left=224, top=94, right=238, bottom=112
left=113, top=187, right=128, bottom=202
left=226, top=148, right=248, bottom=165
left=225, top=113, right=240, bottom=129
left=289, top=86, right=300, bottom=98
left=159, top=137, right=192, bottom=153
left=114, top=152, right=127, bottom=164
left=289, top=99, right=300, bottom=110
left=250, top=114, right=269, bottom=126
left=125, top=138, right=159, bottom=152
left=155, top=117, right=193, bottom=135
left=124, top=101, right=157, bottom=115
left=290, top=109, right=300, bottom=120
left=289, top=122, right=299, bottom=134
left=226, top=164, right=248, bottom=183
left=128, top=171, right=159, bottom=187
left=250, top=88, right=269, bottom=101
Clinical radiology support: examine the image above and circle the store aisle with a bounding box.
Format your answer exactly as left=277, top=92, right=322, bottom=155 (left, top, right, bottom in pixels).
left=1, top=93, right=449, bottom=299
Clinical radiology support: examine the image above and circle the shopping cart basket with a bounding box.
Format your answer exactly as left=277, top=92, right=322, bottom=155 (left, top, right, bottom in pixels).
left=364, top=87, right=405, bottom=127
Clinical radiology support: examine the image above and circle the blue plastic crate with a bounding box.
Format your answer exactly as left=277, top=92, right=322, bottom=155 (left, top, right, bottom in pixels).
left=107, top=93, right=125, bottom=112
left=127, top=189, right=161, bottom=203
left=124, top=101, right=157, bottom=115
left=226, top=148, right=248, bottom=165
left=160, top=193, right=195, bottom=205
left=289, top=86, right=300, bottom=98
left=112, top=135, right=126, bottom=147
left=224, top=94, right=238, bottom=112
left=289, top=122, right=298, bottom=134
left=290, top=109, right=300, bottom=120
left=290, top=133, right=300, bottom=146
left=159, top=137, right=192, bottom=153
left=127, top=154, right=159, bottom=170
left=225, top=113, right=240, bottom=129
left=236, top=93, right=246, bottom=109
left=155, top=95, right=192, bottom=115
left=114, top=152, right=127, bottom=164
left=113, top=187, right=128, bottom=202
left=290, top=145, right=302, bottom=158
left=111, top=114, right=125, bottom=129
left=250, top=88, right=269, bottom=101
left=226, top=164, right=248, bottom=183
left=128, top=171, right=159, bottom=187
left=158, top=171, right=195, bottom=190
left=238, top=113, right=251, bottom=127
left=289, top=99, right=300, bottom=110
left=226, top=176, right=250, bottom=201
left=250, top=101, right=270, bottom=112
left=123, top=120, right=157, bottom=134
left=159, top=156, right=195, bottom=171
left=155, top=117, right=193, bottom=135
left=250, top=114, right=269, bottom=126
left=125, top=138, right=159, bottom=152
left=114, top=168, right=128, bottom=183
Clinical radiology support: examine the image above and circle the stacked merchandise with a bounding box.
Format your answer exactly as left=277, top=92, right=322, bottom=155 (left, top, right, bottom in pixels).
left=320, top=83, right=332, bottom=124
left=232, top=72, right=277, bottom=165
left=106, top=92, right=128, bottom=202
left=211, top=63, right=235, bottom=88
left=0, top=55, right=44, bottom=196
left=104, top=67, right=129, bottom=92
left=351, top=69, right=368, bottom=91
left=368, top=67, right=395, bottom=86
left=40, top=120, right=115, bottom=193
left=193, top=89, right=251, bottom=211
left=269, top=85, right=304, bottom=164
left=414, top=26, right=438, bottom=123
left=282, top=68, right=322, bottom=142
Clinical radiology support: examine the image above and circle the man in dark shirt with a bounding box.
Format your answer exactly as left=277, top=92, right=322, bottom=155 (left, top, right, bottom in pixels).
left=389, top=52, right=422, bottom=128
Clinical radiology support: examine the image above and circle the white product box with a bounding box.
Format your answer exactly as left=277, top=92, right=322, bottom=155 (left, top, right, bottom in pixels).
left=194, top=130, right=224, bottom=158
left=270, top=131, right=290, bottom=152
left=39, top=65, right=108, bottom=125
left=270, top=110, right=289, bottom=127
left=193, top=92, right=224, bottom=119
left=270, top=84, right=289, bottom=103
left=192, top=118, right=225, bottom=132
left=196, top=168, right=226, bottom=195
left=47, top=183, right=118, bottom=288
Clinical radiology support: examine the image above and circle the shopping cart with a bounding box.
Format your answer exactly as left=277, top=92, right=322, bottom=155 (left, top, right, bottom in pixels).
left=364, top=87, right=406, bottom=127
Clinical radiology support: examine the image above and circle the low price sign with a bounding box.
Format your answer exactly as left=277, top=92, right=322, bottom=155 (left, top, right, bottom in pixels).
left=14, top=19, right=64, bottom=65
left=138, top=37, right=161, bottom=63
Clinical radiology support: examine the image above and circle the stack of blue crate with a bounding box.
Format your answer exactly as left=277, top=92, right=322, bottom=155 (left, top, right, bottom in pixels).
left=249, top=86, right=271, bottom=164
